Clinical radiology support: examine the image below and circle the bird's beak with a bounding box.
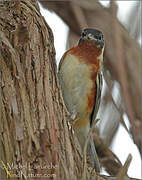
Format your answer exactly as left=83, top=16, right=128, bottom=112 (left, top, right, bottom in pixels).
left=78, top=36, right=104, bottom=50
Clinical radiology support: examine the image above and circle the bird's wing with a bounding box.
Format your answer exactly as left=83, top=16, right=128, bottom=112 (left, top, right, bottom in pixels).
left=90, top=72, right=103, bottom=126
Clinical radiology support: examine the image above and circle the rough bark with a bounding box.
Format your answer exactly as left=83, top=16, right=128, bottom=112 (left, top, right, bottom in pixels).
left=0, top=0, right=141, bottom=180
left=0, top=0, right=82, bottom=179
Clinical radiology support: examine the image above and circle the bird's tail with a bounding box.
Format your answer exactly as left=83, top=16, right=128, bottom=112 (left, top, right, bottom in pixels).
left=89, top=135, right=100, bottom=172
left=74, top=124, right=100, bottom=172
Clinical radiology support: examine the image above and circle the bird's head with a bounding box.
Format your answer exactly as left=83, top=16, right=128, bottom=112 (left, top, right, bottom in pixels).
left=78, top=28, right=104, bottom=50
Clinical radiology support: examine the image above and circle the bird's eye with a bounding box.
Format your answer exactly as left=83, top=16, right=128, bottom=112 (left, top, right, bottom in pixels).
left=82, top=32, right=86, bottom=37
left=98, top=36, right=102, bottom=40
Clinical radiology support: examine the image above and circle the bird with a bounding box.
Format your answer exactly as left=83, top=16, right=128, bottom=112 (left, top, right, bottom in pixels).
left=58, top=28, right=104, bottom=173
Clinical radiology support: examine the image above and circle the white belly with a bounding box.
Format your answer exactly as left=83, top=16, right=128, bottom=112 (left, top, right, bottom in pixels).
left=58, top=54, right=93, bottom=119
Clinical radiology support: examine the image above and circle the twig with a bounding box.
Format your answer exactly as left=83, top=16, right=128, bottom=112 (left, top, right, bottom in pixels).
left=103, top=71, right=130, bottom=133
left=83, top=118, right=100, bottom=179
left=110, top=0, right=135, bottom=127
left=1, top=160, right=12, bottom=178
left=117, top=154, right=132, bottom=180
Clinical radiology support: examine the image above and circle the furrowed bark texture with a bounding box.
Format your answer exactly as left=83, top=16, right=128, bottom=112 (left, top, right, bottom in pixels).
left=0, top=0, right=82, bottom=179
left=0, top=0, right=141, bottom=180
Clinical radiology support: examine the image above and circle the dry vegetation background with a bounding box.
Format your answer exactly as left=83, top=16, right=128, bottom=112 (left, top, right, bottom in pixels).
left=39, top=0, right=142, bottom=168
left=0, top=0, right=141, bottom=179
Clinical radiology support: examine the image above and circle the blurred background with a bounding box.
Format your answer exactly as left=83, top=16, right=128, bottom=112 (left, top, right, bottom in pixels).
left=38, top=0, right=141, bottom=178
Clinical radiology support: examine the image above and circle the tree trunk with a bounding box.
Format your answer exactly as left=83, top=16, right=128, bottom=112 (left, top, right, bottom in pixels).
left=0, top=1, right=140, bottom=180
left=0, top=0, right=82, bottom=179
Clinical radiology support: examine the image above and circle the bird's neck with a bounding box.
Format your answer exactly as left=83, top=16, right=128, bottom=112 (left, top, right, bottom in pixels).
left=69, top=41, right=102, bottom=65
